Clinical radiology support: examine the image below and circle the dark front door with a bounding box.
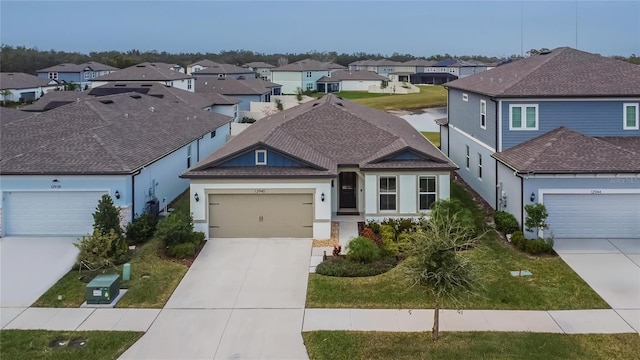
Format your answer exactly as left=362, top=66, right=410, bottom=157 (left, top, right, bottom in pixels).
left=339, top=172, right=357, bottom=209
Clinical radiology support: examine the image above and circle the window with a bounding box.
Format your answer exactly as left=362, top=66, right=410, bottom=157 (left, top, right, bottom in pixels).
left=418, top=176, right=437, bottom=211
left=48, top=72, right=58, bottom=80
left=210, top=130, right=216, bottom=138
left=84, top=71, right=91, bottom=79
left=462, top=93, right=468, bottom=102
left=187, top=145, right=192, bottom=168
left=465, top=145, right=470, bottom=169
left=477, top=153, right=483, bottom=179
left=306, top=83, right=314, bottom=91
left=187, top=79, right=192, bottom=90
left=306, top=71, right=312, bottom=78
left=255, top=150, right=267, bottom=165
left=379, top=176, right=397, bottom=211
left=480, top=100, right=487, bottom=129
left=623, top=103, right=639, bottom=130
left=509, top=104, right=538, bottom=130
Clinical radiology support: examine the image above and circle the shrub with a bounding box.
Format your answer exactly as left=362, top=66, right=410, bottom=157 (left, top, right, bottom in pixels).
left=509, top=231, right=554, bottom=255
left=346, top=236, right=381, bottom=263
left=365, top=220, right=381, bottom=235
left=315, top=255, right=397, bottom=277
left=156, top=211, right=205, bottom=258
left=332, top=245, right=342, bottom=256
left=396, top=232, right=413, bottom=257
left=511, top=231, right=525, bottom=248
left=495, top=211, right=519, bottom=234
left=429, top=200, right=477, bottom=234
left=361, top=227, right=377, bottom=241
left=166, top=242, right=197, bottom=258
left=93, top=194, right=123, bottom=238
left=126, top=213, right=158, bottom=245
left=75, top=229, right=122, bottom=270
left=241, top=117, right=256, bottom=123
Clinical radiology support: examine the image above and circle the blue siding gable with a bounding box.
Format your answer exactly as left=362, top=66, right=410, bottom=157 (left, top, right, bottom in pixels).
left=386, top=151, right=424, bottom=161
left=221, top=149, right=305, bottom=167
left=501, top=99, right=640, bottom=150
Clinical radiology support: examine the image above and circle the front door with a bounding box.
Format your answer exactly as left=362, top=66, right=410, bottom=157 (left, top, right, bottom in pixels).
left=339, top=172, right=357, bottom=209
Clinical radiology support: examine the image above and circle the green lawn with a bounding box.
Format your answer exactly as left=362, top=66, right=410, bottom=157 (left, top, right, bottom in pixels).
left=306, top=181, right=608, bottom=310
left=169, top=190, right=190, bottom=214
left=0, top=330, right=142, bottom=360
left=312, top=86, right=447, bottom=111
left=33, top=238, right=188, bottom=308
left=303, top=331, right=640, bottom=360
left=421, top=131, right=440, bottom=148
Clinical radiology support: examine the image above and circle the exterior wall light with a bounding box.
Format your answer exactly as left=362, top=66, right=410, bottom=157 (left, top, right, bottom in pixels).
left=530, top=192, right=536, bottom=202
left=194, top=193, right=200, bottom=202
left=114, top=190, right=120, bottom=199
left=321, top=192, right=325, bottom=202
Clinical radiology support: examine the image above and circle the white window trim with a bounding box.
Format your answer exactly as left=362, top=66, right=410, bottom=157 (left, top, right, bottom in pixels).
left=418, top=176, right=437, bottom=211
left=378, top=175, right=397, bottom=212
left=509, top=104, right=539, bottom=130
left=480, top=99, right=487, bottom=129
left=462, top=93, right=468, bottom=102
left=465, top=145, right=470, bottom=170
left=478, top=153, right=483, bottom=180
left=255, top=150, right=267, bottom=165
left=623, top=103, right=639, bottom=130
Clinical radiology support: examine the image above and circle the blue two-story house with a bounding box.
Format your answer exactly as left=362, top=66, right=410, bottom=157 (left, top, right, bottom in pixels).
left=37, top=61, right=118, bottom=90
left=441, top=47, right=640, bottom=239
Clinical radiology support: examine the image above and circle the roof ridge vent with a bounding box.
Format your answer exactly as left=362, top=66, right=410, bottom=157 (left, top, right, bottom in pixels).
left=100, top=99, right=114, bottom=104
left=539, top=50, right=552, bottom=55
left=130, top=94, right=142, bottom=99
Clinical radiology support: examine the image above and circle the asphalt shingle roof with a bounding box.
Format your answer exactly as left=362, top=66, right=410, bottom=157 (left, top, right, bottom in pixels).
left=1, top=93, right=232, bottom=175
left=94, top=62, right=193, bottom=81
left=317, top=70, right=388, bottom=82
left=194, top=77, right=279, bottom=95
left=446, top=47, right=640, bottom=97
left=1, top=72, right=57, bottom=89
left=244, top=62, right=276, bottom=69
left=184, top=94, right=456, bottom=178
left=195, top=63, right=254, bottom=75
left=38, top=61, right=118, bottom=73
left=492, top=127, right=640, bottom=174
left=273, top=59, right=346, bottom=72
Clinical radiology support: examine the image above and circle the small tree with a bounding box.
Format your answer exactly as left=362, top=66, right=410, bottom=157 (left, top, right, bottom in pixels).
left=295, top=87, right=303, bottom=101
left=406, top=201, right=483, bottom=340
left=274, top=98, right=284, bottom=111
left=75, top=229, right=122, bottom=270
left=0, top=89, right=12, bottom=105
left=524, top=203, right=549, bottom=238
left=63, top=81, right=78, bottom=91
left=92, top=194, right=127, bottom=260
left=380, top=80, right=388, bottom=90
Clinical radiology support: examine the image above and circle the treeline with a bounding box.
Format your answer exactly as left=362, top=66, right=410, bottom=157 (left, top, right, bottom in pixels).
left=0, top=45, right=505, bottom=74
left=1, top=45, right=638, bottom=75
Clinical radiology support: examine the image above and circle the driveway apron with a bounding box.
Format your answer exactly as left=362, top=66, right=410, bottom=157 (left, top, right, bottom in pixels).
left=0, top=236, right=78, bottom=308
left=120, top=238, right=312, bottom=360
left=554, top=238, right=640, bottom=333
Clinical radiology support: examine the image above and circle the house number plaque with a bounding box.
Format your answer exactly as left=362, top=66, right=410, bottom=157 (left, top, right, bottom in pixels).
left=255, top=189, right=266, bottom=193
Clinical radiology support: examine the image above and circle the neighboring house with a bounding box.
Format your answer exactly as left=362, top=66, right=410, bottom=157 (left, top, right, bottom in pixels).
left=316, top=70, right=388, bottom=93
left=189, top=61, right=256, bottom=79
left=187, top=59, right=221, bottom=75
left=348, top=59, right=403, bottom=77
left=0, top=72, right=59, bottom=102
left=194, top=76, right=281, bottom=112
left=0, top=93, right=232, bottom=237
left=416, top=58, right=488, bottom=84
left=182, top=94, right=456, bottom=239
left=91, top=62, right=195, bottom=92
left=36, top=61, right=118, bottom=90
left=19, top=83, right=240, bottom=121
left=441, top=47, right=640, bottom=238
left=244, top=62, right=276, bottom=81
left=271, top=59, right=345, bottom=94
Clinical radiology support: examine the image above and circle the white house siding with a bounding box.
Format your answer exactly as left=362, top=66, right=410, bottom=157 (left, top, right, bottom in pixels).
left=0, top=174, right=129, bottom=236
left=341, top=80, right=383, bottom=92
left=189, top=179, right=332, bottom=239
left=197, top=123, right=231, bottom=162
left=211, top=104, right=239, bottom=122
left=364, top=172, right=451, bottom=221
left=496, top=162, right=523, bottom=228
left=440, top=126, right=449, bottom=155
left=3, top=85, right=57, bottom=102
left=449, top=126, right=497, bottom=207
left=271, top=72, right=303, bottom=94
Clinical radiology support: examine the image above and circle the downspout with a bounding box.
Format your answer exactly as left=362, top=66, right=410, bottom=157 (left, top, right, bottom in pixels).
left=131, top=169, right=141, bottom=222
left=519, top=174, right=524, bottom=232
left=491, top=97, right=499, bottom=208
left=444, top=85, right=450, bottom=156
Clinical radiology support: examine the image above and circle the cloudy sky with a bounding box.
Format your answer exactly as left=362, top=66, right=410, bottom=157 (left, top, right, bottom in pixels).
left=1, top=0, right=638, bottom=57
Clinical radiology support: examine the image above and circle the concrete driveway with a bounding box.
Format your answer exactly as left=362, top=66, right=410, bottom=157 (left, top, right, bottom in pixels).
left=0, top=236, right=78, bottom=308
left=120, top=238, right=312, bottom=360
left=554, top=238, right=640, bottom=333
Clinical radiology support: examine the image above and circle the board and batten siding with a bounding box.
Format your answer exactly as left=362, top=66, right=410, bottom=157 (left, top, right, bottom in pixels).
left=500, top=99, right=640, bottom=150
left=364, top=172, right=450, bottom=221
left=189, top=179, right=332, bottom=239
left=448, top=89, right=497, bottom=149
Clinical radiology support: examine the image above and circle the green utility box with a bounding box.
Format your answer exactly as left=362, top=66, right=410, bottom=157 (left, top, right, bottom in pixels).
left=86, top=274, right=120, bottom=304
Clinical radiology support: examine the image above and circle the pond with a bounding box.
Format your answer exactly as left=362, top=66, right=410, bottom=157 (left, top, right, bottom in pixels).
left=399, top=106, right=447, bottom=132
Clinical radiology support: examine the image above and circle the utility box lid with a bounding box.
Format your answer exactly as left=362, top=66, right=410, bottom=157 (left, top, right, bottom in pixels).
left=87, top=274, right=120, bottom=287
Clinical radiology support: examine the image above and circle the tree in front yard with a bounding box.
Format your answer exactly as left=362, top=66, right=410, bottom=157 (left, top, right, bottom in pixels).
left=524, top=203, right=549, bottom=238
left=85, top=194, right=127, bottom=263
left=405, top=200, right=484, bottom=340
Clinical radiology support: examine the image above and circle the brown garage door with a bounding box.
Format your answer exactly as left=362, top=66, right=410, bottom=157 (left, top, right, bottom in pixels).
left=208, top=194, right=313, bottom=238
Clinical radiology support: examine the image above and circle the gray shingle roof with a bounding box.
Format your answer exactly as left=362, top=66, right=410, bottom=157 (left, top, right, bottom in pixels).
left=1, top=93, right=232, bottom=175
left=273, top=59, right=346, bottom=72
left=194, top=77, right=278, bottom=95
left=446, top=47, right=640, bottom=97
left=493, top=127, right=640, bottom=174
left=244, top=62, right=276, bottom=69
left=195, top=63, right=255, bottom=75
left=188, top=59, right=221, bottom=68
left=0, top=107, right=32, bottom=122
left=1, top=72, right=57, bottom=90
left=402, top=59, right=437, bottom=66
left=348, top=59, right=404, bottom=67
left=317, top=70, right=387, bottom=82
left=94, top=62, right=193, bottom=81
left=184, top=94, right=456, bottom=178
left=19, top=91, right=90, bottom=111
left=38, top=61, right=118, bottom=73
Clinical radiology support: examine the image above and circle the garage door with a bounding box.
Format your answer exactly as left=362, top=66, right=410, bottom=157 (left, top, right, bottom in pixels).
left=3, top=191, right=108, bottom=236
left=545, top=194, right=640, bottom=238
left=209, top=194, right=313, bottom=238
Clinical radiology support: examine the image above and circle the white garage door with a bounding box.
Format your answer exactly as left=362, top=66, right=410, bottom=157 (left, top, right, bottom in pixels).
left=209, top=194, right=313, bottom=238
left=545, top=194, right=640, bottom=238
left=3, top=191, right=108, bottom=236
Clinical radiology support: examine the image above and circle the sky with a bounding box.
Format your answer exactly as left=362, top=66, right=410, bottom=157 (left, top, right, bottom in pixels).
left=1, top=0, right=639, bottom=58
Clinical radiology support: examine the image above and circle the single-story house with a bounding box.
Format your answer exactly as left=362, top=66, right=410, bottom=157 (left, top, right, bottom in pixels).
left=91, top=62, right=195, bottom=92
left=0, top=93, right=232, bottom=237
left=182, top=94, right=457, bottom=239
left=194, top=76, right=281, bottom=112
left=1, top=72, right=60, bottom=102
left=316, top=70, right=388, bottom=93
